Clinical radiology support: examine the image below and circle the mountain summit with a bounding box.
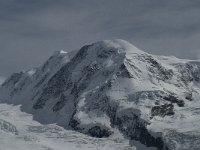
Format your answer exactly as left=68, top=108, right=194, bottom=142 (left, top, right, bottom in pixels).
left=1, top=39, right=200, bottom=150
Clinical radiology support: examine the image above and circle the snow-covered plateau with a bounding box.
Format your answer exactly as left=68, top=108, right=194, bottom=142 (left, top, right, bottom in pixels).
left=0, top=39, right=200, bottom=150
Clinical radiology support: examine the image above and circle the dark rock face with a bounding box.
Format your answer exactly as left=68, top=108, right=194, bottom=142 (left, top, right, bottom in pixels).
left=88, top=126, right=112, bottom=138
left=151, top=104, right=174, bottom=117
left=2, top=72, right=23, bottom=87
left=34, top=73, right=49, bottom=88
left=97, top=47, right=118, bottom=58
left=82, top=62, right=100, bottom=79
left=117, top=63, right=134, bottom=78
left=145, top=55, right=174, bottom=81
left=192, top=67, right=200, bottom=82
left=52, top=94, right=68, bottom=112
left=179, top=64, right=194, bottom=85
left=177, top=62, right=200, bottom=86
left=185, top=62, right=200, bottom=83
left=1, top=72, right=32, bottom=97
left=106, top=103, right=118, bottom=125
left=115, top=113, right=167, bottom=150
left=33, top=45, right=90, bottom=110
left=10, top=77, right=31, bottom=96
left=163, top=95, right=184, bottom=107
left=185, top=93, right=193, bottom=101
left=68, top=118, right=80, bottom=130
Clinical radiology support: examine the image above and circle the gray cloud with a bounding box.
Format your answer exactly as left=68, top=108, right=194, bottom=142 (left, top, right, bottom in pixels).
left=0, top=0, right=200, bottom=77
left=0, top=76, right=6, bottom=85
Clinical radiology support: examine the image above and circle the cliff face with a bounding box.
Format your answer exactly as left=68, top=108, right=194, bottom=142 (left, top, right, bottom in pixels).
left=1, top=39, right=200, bottom=150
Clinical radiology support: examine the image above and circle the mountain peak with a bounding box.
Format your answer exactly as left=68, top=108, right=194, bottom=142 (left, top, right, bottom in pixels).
left=52, top=50, right=68, bottom=57
left=92, top=39, right=144, bottom=54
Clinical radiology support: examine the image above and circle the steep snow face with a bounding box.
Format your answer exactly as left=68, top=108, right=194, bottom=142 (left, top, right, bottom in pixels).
left=1, top=39, right=200, bottom=150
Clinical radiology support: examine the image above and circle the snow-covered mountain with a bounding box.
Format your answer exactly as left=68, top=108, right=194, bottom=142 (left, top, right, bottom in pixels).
left=1, top=39, right=200, bottom=150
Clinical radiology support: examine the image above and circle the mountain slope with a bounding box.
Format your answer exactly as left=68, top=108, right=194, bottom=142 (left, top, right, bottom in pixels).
left=1, top=39, right=200, bottom=150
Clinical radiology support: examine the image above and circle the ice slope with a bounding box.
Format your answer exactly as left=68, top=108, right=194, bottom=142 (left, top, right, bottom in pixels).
left=1, top=39, right=200, bottom=149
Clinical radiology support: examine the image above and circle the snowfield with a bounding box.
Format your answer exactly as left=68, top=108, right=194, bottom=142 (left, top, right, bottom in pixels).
left=0, top=103, right=136, bottom=150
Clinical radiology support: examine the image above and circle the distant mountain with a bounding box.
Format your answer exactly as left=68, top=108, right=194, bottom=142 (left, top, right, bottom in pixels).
left=1, top=39, right=200, bottom=150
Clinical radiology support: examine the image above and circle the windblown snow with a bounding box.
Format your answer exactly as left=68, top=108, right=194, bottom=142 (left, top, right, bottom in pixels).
left=0, top=39, right=200, bottom=150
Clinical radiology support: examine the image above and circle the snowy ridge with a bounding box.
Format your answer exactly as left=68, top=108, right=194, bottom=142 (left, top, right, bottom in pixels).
left=0, top=39, right=200, bottom=150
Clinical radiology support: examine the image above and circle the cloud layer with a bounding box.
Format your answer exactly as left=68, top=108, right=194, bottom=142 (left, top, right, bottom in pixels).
left=1, top=0, right=200, bottom=76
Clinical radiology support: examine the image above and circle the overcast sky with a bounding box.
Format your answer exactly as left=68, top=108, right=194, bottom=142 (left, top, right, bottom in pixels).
left=0, top=0, right=200, bottom=77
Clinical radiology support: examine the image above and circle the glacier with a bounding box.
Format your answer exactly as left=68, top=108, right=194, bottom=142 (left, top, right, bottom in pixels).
left=0, top=103, right=137, bottom=150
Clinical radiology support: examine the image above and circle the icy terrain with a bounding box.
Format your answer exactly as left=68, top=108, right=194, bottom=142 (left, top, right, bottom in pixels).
left=1, top=39, right=200, bottom=149
left=0, top=103, right=137, bottom=150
